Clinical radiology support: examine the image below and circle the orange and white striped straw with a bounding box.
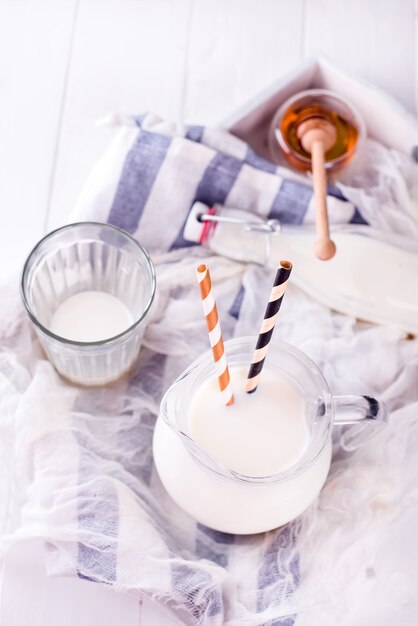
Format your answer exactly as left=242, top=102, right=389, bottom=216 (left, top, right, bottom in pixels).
left=196, top=264, right=234, bottom=406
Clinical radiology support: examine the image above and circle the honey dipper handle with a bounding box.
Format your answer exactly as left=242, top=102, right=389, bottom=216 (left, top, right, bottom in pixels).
left=310, top=140, right=336, bottom=261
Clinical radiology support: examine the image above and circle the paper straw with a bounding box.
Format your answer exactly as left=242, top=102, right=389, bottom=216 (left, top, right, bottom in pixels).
left=196, top=264, right=234, bottom=406
left=245, top=260, right=293, bottom=394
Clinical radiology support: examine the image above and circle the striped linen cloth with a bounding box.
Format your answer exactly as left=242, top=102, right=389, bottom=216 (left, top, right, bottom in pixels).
left=2, top=113, right=418, bottom=626
left=74, top=113, right=366, bottom=249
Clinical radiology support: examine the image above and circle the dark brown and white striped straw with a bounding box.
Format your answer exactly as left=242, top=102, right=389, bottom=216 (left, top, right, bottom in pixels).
left=245, top=260, right=293, bottom=394
left=197, top=264, right=234, bottom=406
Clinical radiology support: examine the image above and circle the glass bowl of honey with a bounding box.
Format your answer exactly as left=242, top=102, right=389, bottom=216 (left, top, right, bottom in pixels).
left=268, top=89, right=365, bottom=174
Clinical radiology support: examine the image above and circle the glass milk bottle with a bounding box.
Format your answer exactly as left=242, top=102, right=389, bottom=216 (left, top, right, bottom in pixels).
left=153, top=337, right=387, bottom=535
left=183, top=203, right=418, bottom=336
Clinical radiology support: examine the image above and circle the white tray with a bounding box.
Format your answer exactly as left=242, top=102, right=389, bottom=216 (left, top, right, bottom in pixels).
left=224, top=57, right=418, bottom=160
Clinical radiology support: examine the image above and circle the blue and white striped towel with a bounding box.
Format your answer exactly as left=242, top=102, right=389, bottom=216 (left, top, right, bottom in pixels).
left=3, top=113, right=418, bottom=626
left=74, top=112, right=367, bottom=252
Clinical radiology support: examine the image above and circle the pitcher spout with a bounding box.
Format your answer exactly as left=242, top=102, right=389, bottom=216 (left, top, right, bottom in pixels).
left=159, top=377, right=184, bottom=435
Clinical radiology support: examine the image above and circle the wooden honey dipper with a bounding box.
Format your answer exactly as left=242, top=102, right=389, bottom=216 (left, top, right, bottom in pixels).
left=296, top=111, right=337, bottom=260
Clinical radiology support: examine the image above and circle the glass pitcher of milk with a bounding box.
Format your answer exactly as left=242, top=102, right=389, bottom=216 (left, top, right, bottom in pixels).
left=153, top=337, right=387, bottom=535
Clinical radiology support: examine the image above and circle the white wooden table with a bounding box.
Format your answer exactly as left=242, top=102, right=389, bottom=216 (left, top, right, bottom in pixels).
left=0, top=0, right=417, bottom=282
left=0, top=1, right=417, bottom=624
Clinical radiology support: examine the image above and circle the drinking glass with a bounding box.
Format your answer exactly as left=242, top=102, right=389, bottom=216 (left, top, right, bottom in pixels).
left=21, top=222, right=156, bottom=385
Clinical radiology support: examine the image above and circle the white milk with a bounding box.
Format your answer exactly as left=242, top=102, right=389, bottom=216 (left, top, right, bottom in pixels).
left=50, top=291, right=134, bottom=342
left=153, top=364, right=331, bottom=534
left=189, top=366, right=308, bottom=477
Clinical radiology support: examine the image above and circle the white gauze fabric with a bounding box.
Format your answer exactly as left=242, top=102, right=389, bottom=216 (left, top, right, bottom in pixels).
left=0, top=114, right=417, bottom=626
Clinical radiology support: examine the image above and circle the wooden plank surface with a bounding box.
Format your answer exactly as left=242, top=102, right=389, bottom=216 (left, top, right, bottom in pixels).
left=304, top=0, right=417, bottom=115
left=0, top=540, right=192, bottom=626
left=1, top=0, right=417, bottom=277
left=47, top=0, right=192, bottom=231
left=183, top=0, right=305, bottom=124
left=0, top=540, right=141, bottom=626
left=0, top=0, right=77, bottom=280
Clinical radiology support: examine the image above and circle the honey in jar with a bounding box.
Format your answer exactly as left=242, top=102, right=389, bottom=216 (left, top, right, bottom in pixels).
left=269, top=90, right=363, bottom=175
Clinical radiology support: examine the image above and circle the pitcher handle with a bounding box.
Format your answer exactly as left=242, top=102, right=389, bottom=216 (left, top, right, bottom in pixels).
left=333, top=395, right=388, bottom=451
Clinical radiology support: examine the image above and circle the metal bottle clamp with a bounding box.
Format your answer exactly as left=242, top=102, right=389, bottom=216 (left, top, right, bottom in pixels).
left=194, top=205, right=285, bottom=266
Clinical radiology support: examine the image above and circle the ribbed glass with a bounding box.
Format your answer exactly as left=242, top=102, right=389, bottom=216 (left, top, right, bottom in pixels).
left=21, top=222, right=156, bottom=385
